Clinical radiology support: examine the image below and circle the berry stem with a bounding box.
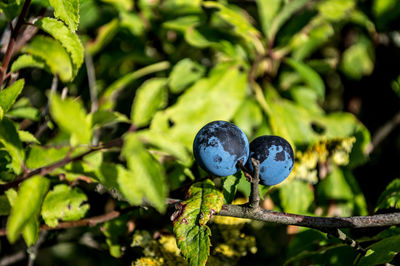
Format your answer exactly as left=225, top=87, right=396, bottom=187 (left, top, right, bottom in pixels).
left=247, top=158, right=260, bottom=209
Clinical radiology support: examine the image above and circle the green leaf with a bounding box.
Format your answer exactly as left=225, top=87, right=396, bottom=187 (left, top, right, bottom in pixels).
left=372, top=0, right=400, bottom=29
left=49, top=93, right=92, bottom=145
left=163, top=15, right=200, bottom=32
left=169, top=59, right=206, bottom=93
left=48, top=0, right=79, bottom=32
left=172, top=180, right=224, bottom=266
left=11, top=54, right=48, bottom=73
left=358, top=235, right=400, bottom=266
left=375, top=178, right=400, bottom=211
left=268, top=0, right=308, bottom=41
left=6, top=176, right=50, bottom=243
left=91, top=110, right=130, bottom=129
left=0, top=195, right=11, bottom=215
left=279, top=180, right=313, bottom=214
left=0, top=0, right=22, bottom=21
left=18, top=130, right=40, bottom=144
left=317, top=0, right=355, bottom=22
left=102, top=215, right=131, bottom=258
left=202, top=1, right=263, bottom=53
left=256, top=0, right=281, bottom=37
left=101, top=61, right=170, bottom=110
left=7, top=107, right=40, bottom=121
left=0, top=79, right=24, bottom=113
left=285, top=58, right=325, bottom=100
left=35, top=17, right=84, bottom=76
left=161, top=62, right=247, bottom=148
left=317, top=166, right=353, bottom=201
left=0, top=118, right=25, bottom=174
left=23, top=36, right=73, bottom=82
left=222, top=174, right=240, bottom=204
left=120, top=11, right=145, bottom=36
left=41, top=184, right=89, bottom=227
left=131, top=78, right=168, bottom=127
left=22, top=218, right=39, bottom=247
left=96, top=162, right=143, bottom=205
left=5, top=188, right=39, bottom=246
left=122, top=133, right=167, bottom=212
left=233, top=98, right=263, bottom=137
left=86, top=19, right=119, bottom=55
left=340, top=37, right=374, bottom=80
left=102, top=0, right=132, bottom=10
left=136, top=130, right=192, bottom=166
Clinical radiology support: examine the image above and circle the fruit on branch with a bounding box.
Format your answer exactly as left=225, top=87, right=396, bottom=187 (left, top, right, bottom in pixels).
left=247, top=136, right=294, bottom=185
left=193, top=121, right=249, bottom=176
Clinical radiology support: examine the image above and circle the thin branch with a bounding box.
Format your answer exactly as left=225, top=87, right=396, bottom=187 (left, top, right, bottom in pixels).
left=247, top=158, right=260, bottom=209
left=27, top=231, right=47, bottom=266
left=367, top=111, right=400, bottom=154
left=218, top=204, right=400, bottom=228
left=322, top=228, right=367, bottom=255
left=0, top=138, right=123, bottom=194
left=0, top=0, right=32, bottom=87
left=85, top=52, right=98, bottom=113
left=0, top=251, right=26, bottom=266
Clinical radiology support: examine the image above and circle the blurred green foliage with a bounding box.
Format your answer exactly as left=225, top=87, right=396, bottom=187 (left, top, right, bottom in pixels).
left=0, top=0, right=400, bottom=265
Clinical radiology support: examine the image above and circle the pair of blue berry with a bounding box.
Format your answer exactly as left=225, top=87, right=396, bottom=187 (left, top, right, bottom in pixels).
left=193, top=121, right=294, bottom=186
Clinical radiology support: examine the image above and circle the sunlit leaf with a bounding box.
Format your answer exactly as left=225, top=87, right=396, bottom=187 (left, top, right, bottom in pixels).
left=48, top=0, right=79, bottom=32
left=172, top=180, right=224, bottom=266
left=122, top=133, right=167, bottom=212
left=375, top=178, right=400, bottom=211
left=340, top=36, right=374, bottom=80
left=169, top=59, right=206, bottom=93
left=35, top=17, right=84, bottom=76
left=160, top=62, right=247, bottom=148
left=18, top=130, right=40, bottom=144
left=11, top=54, right=48, bottom=73
left=91, top=110, right=130, bottom=128
left=0, top=79, right=24, bottom=113
left=23, top=36, right=73, bottom=82
left=86, top=19, right=119, bottom=55
left=49, top=93, right=92, bottom=145
left=268, top=0, right=308, bottom=41
left=256, top=0, right=282, bottom=37
left=101, top=61, right=170, bottom=110
left=6, top=176, right=50, bottom=243
left=41, top=184, right=89, bottom=227
left=95, top=162, right=143, bottom=205
left=131, top=78, right=168, bottom=127
left=286, top=58, right=325, bottom=100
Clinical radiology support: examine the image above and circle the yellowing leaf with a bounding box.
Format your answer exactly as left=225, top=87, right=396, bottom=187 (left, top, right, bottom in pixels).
left=172, top=180, right=224, bottom=266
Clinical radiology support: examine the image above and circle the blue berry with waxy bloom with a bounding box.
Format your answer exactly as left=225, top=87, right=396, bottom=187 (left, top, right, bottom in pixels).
left=193, top=121, right=249, bottom=177
left=247, top=135, right=294, bottom=185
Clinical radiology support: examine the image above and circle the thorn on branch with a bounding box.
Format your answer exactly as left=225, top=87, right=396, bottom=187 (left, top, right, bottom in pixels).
left=323, top=228, right=367, bottom=256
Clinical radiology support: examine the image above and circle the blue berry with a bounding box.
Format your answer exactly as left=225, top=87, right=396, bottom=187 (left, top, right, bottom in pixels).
left=193, top=121, right=249, bottom=177
left=247, top=136, right=294, bottom=185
